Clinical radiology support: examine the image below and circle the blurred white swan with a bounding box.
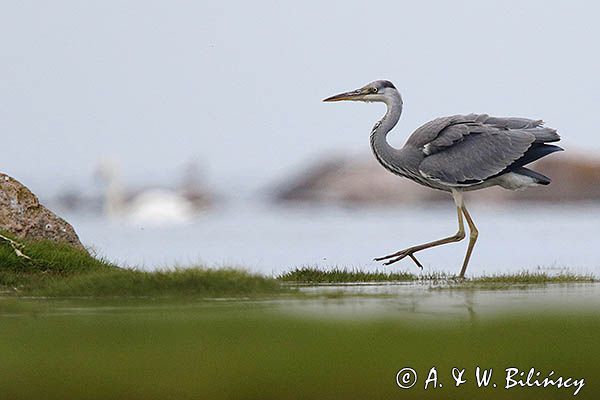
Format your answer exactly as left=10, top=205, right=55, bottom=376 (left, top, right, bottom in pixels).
left=96, top=160, right=210, bottom=225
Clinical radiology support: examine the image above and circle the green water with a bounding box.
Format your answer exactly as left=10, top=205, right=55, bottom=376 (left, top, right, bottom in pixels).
left=1, top=284, right=598, bottom=399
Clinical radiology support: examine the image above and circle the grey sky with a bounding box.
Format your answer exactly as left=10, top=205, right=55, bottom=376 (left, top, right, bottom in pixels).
left=1, top=0, right=598, bottom=196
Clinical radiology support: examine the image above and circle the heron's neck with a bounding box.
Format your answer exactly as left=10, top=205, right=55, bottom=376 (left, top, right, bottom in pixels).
left=370, top=92, right=403, bottom=170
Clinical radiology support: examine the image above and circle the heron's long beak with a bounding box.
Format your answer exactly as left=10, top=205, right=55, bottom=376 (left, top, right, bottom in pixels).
left=322, top=89, right=363, bottom=102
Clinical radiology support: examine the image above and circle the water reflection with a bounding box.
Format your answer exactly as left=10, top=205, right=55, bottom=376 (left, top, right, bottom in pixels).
left=281, top=282, right=600, bottom=321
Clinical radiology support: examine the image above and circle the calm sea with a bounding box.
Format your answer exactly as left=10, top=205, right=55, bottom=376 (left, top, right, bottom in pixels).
left=65, top=202, right=600, bottom=277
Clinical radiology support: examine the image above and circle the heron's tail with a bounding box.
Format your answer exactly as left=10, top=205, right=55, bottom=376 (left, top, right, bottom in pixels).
left=512, top=144, right=564, bottom=169
left=512, top=167, right=551, bottom=185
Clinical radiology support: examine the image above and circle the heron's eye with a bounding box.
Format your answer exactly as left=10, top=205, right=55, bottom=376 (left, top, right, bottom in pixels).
left=371, top=88, right=378, bottom=93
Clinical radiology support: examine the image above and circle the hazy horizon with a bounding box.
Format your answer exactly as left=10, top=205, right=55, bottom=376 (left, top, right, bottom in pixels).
left=2, top=1, right=598, bottom=197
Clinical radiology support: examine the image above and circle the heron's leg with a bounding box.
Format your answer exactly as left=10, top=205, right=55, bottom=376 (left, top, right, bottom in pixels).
left=374, top=206, right=466, bottom=265
left=458, top=204, right=478, bottom=279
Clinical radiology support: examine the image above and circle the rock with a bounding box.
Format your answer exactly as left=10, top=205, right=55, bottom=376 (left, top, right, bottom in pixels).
left=274, top=157, right=447, bottom=206
left=0, top=173, right=86, bottom=250
left=273, top=152, right=600, bottom=206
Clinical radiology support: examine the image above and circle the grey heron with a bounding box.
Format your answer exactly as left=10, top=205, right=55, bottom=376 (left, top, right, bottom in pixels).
left=324, top=80, right=562, bottom=278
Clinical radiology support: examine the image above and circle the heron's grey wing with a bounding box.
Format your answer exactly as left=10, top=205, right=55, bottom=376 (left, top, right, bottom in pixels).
left=484, top=116, right=543, bottom=129
left=483, top=116, right=560, bottom=143
left=405, top=114, right=481, bottom=149
left=417, top=123, right=535, bottom=186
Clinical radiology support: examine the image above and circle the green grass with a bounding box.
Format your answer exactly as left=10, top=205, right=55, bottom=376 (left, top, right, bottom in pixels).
left=0, top=301, right=597, bottom=399
left=0, top=235, right=116, bottom=273
left=278, top=267, right=417, bottom=283
left=278, top=267, right=595, bottom=286
left=0, top=235, right=284, bottom=297
left=39, top=268, right=284, bottom=297
left=0, top=235, right=116, bottom=294
left=471, top=271, right=595, bottom=284
left=0, top=235, right=595, bottom=297
left=451, top=271, right=597, bottom=290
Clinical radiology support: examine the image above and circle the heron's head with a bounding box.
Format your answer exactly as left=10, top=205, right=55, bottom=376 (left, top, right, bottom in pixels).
left=323, top=80, right=398, bottom=104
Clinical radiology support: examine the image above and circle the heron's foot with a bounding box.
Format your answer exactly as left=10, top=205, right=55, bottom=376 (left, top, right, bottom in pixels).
left=374, top=247, right=416, bottom=262
left=374, top=249, right=424, bottom=269
left=374, top=253, right=398, bottom=262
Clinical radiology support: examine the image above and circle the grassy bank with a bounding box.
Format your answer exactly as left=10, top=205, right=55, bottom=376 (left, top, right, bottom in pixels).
left=278, top=267, right=595, bottom=286
left=0, top=236, right=595, bottom=297
left=0, top=235, right=283, bottom=297
left=278, top=267, right=418, bottom=283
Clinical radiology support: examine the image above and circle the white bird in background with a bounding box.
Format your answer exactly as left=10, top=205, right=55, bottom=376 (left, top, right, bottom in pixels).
left=95, top=160, right=210, bottom=226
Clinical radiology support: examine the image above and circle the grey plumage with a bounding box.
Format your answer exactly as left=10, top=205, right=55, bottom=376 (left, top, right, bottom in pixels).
left=416, top=114, right=558, bottom=187
left=323, top=79, right=563, bottom=278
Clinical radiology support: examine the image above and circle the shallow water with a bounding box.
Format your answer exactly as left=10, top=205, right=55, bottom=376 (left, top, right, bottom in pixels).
left=1, top=287, right=598, bottom=400
left=66, top=202, right=600, bottom=277
left=285, top=282, right=600, bottom=320
left=5, top=282, right=600, bottom=321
